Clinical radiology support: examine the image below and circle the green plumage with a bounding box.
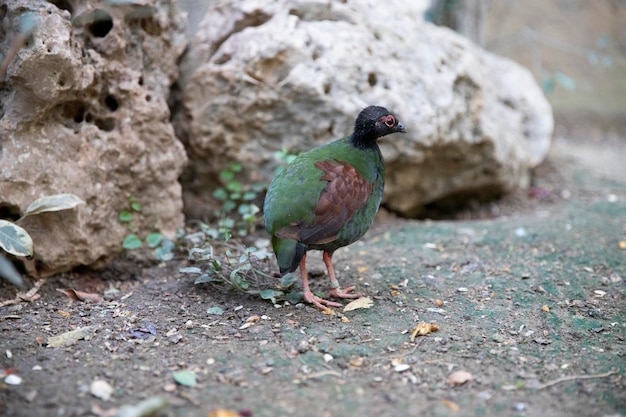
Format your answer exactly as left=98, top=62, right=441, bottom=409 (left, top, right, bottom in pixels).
left=263, top=105, right=407, bottom=309
left=264, top=137, right=384, bottom=273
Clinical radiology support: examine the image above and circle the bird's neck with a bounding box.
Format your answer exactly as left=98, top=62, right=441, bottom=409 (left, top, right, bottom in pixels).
left=348, top=133, right=378, bottom=150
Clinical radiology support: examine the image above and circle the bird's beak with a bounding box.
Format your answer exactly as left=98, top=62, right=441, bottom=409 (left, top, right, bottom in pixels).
left=396, top=122, right=408, bottom=133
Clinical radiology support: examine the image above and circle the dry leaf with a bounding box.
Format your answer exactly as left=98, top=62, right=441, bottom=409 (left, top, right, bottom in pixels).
left=56, top=288, right=104, bottom=303
left=341, top=316, right=350, bottom=323
left=58, top=310, right=71, bottom=318
left=342, top=297, right=373, bottom=312
left=357, top=266, right=369, bottom=273
left=435, top=299, right=443, bottom=307
left=208, top=410, right=240, bottom=417
left=447, top=370, right=473, bottom=386
left=441, top=399, right=460, bottom=411
left=349, top=357, right=364, bottom=367
left=541, top=305, right=550, bottom=312
left=47, top=327, right=94, bottom=347
left=410, top=322, right=439, bottom=342
left=245, top=315, right=261, bottom=323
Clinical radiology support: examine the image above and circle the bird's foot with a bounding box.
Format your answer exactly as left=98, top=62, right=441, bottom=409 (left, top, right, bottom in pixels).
left=328, top=286, right=361, bottom=300
left=303, top=289, right=342, bottom=311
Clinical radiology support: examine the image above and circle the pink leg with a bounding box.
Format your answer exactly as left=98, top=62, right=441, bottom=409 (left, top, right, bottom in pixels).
left=323, top=251, right=361, bottom=299
left=299, top=253, right=342, bottom=311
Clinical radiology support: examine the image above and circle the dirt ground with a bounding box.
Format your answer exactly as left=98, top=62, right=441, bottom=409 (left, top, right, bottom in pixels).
left=1, top=136, right=624, bottom=417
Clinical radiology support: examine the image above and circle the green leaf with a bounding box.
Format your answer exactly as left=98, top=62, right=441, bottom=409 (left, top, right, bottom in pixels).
left=179, top=266, right=202, bottom=274
left=213, top=188, right=228, bottom=201
left=155, top=246, right=174, bottom=261
left=0, top=254, right=25, bottom=288
left=219, top=217, right=235, bottom=229
left=145, top=232, right=163, bottom=248
left=122, top=234, right=142, bottom=250
left=172, top=370, right=197, bottom=387
left=226, top=181, right=242, bottom=193
left=155, top=238, right=174, bottom=261
left=229, top=162, right=242, bottom=172
left=219, top=170, right=235, bottom=181
left=194, top=273, right=216, bottom=284
left=206, top=306, right=224, bottom=315
left=22, top=193, right=85, bottom=218
left=130, top=197, right=141, bottom=212
left=286, top=291, right=303, bottom=305
left=554, top=71, right=576, bottom=91
left=0, top=219, right=33, bottom=257
left=210, top=259, right=222, bottom=272
left=242, top=191, right=257, bottom=201
left=260, top=289, right=283, bottom=304
left=230, top=269, right=249, bottom=290
left=279, top=272, right=297, bottom=288
left=118, top=210, right=133, bottom=222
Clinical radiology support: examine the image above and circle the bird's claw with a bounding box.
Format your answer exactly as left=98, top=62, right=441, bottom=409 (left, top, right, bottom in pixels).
left=303, top=289, right=342, bottom=311
left=328, top=286, right=361, bottom=299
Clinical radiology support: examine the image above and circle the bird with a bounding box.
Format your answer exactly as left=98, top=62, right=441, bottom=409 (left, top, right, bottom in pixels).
left=263, top=106, right=407, bottom=311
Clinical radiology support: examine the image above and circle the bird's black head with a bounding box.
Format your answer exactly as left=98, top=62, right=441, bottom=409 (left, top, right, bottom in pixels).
left=350, top=105, right=407, bottom=148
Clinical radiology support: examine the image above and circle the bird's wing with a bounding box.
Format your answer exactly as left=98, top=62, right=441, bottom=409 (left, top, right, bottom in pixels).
left=276, top=159, right=373, bottom=245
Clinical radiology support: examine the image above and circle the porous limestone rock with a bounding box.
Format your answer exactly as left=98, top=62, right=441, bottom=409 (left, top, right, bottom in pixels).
left=0, top=0, right=188, bottom=275
left=175, top=0, right=553, bottom=218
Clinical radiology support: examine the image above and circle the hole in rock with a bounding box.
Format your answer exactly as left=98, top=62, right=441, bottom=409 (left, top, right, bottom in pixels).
left=88, top=9, right=113, bottom=38
left=104, top=95, right=119, bottom=111
left=368, top=72, right=378, bottom=87
left=0, top=203, right=21, bottom=221
left=60, top=101, right=87, bottom=123
left=95, top=117, right=115, bottom=132
left=47, top=0, right=73, bottom=13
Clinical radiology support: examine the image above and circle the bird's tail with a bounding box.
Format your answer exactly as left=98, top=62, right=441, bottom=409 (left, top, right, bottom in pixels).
left=272, top=237, right=305, bottom=275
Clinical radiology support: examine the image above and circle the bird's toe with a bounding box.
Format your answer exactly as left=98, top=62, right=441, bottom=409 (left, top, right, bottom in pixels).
left=328, top=286, right=361, bottom=299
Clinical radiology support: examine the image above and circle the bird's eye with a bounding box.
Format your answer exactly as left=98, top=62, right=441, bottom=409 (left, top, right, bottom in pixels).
left=384, top=115, right=396, bottom=127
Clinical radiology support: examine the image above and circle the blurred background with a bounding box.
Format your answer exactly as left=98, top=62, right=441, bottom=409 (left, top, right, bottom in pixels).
left=181, top=0, right=626, bottom=139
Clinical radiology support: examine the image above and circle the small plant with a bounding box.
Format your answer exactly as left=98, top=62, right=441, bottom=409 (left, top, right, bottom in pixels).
left=212, top=163, right=264, bottom=238
left=118, top=196, right=171, bottom=259
left=178, top=222, right=302, bottom=305
left=0, top=193, right=85, bottom=287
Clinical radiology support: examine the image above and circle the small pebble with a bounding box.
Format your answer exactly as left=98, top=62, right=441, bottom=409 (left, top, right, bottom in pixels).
left=457, top=287, right=469, bottom=292
left=393, top=364, right=410, bottom=373
left=297, top=340, right=309, bottom=353
left=5, top=374, right=22, bottom=385
left=513, top=403, right=527, bottom=412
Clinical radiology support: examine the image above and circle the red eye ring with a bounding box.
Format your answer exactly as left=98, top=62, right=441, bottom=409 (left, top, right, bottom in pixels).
left=384, top=115, right=396, bottom=128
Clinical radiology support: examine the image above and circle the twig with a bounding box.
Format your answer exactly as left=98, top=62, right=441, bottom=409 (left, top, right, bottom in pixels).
left=0, top=279, right=44, bottom=307
left=298, top=370, right=343, bottom=381
left=535, top=369, right=618, bottom=390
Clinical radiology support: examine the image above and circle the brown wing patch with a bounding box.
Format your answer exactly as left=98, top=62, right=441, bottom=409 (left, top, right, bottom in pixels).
left=276, top=160, right=373, bottom=245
